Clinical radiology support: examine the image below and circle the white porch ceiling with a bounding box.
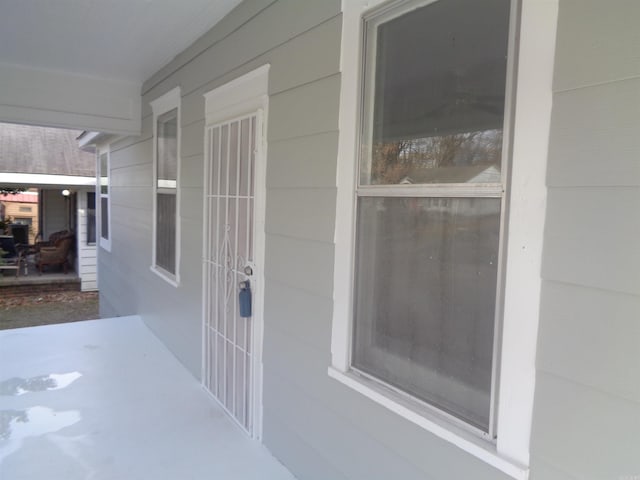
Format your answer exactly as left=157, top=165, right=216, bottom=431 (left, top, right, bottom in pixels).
left=0, top=0, right=242, bottom=84
left=0, top=0, right=242, bottom=135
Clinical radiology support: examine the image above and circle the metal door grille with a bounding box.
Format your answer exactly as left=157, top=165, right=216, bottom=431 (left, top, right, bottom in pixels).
left=204, top=113, right=257, bottom=433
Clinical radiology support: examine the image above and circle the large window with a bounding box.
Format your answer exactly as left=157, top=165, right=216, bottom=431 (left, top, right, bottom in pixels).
left=150, top=87, right=181, bottom=285
left=332, top=0, right=555, bottom=476
left=98, top=147, right=111, bottom=251
left=353, top=0, right=510, bottom=435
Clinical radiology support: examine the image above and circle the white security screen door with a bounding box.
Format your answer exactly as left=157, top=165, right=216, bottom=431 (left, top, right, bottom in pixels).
left=203, top=112, right=261, bottom=435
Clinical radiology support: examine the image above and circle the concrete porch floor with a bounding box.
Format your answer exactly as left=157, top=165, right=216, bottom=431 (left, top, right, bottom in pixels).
left=0, top=316, right=296, bottom=480
left=0, top=259, right=80, bottom=288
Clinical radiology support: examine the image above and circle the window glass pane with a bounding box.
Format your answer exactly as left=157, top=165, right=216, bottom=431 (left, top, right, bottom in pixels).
left=156, top=193, right=176, bottom=274
left=353, top=196, right=501, bottom=431
left=87, top=192, right=96, bottom=245
left=360, top=0, right=510, bottom=185
left=157, top=109, right=178, bottom=188
left=100, top=196, right=109, bottom=240
left=100, top=153, right=108, bottom=194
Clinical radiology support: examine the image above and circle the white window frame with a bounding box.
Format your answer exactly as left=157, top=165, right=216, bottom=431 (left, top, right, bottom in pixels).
left=150, top=86, right=181, bottom=287
left=97, top=145, right=111, bottom=252
left=329, top=1, right=558, bottom=478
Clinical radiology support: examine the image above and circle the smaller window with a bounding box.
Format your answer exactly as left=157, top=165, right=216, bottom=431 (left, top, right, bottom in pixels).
left=87, top=192, right=96, bottom=245
left=150, top=87, right=181, bottom=285
left=98, top=147, right=111, bottom=251
left=18, top=206, right=32, bottom=213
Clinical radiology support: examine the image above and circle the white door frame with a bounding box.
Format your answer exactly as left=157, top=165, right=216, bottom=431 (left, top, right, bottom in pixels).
left=202, top=64, right=269, bottom=440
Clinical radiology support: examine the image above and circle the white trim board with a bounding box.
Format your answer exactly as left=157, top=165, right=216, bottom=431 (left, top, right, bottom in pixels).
left=204, top=64, right=270, bottom=126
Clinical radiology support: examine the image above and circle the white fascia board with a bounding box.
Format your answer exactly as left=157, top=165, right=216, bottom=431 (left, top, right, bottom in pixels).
left=78, top=132, right=110, bottom=149
left=78, top=131, right=124, bottom=153
left=0, top=173, right=96, bottom=187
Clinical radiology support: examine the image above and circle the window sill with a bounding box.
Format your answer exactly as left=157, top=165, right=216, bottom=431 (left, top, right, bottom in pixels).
left=327, top=367, right=529, bottom=480
left=150, top=266, right=179, bottom=288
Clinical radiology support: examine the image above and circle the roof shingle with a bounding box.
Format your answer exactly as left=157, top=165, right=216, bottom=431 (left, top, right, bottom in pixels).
left=0, top=123, right=95, bottom=177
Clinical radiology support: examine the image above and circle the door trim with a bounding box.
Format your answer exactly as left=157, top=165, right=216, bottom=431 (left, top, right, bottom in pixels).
left=202, top=65, right=269, bottom=440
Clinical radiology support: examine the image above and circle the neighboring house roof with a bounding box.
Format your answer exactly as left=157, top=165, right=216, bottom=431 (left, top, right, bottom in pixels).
left=0, top=122, right=96, bottom=187
left=0, top=123, right=95, bottom=177
left=400, top=164, right=501, bottom=184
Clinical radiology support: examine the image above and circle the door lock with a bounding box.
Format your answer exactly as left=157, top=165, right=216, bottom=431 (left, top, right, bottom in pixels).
left=239, top=281, right=252, bottom=318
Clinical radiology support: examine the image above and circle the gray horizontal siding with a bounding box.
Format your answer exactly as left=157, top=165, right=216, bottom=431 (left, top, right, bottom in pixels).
left=268, top=74, right=340, bottom=142
left=181, top=119, right=206, bottom=158
left=264, top=233, right=334, bottom=299
left=267, top=16, right=341, bottom=96
left=181, top=154, right=205, bottom=189
left=538, top=282, right=640, bottom=403
left=531, top=373, right=640, bottom=480
left=530, top=456, right=582, bottom=480
left=263, top=277, right=333, bottom=352
left=110, top=186, right=152, bottom=211
left=263, top=327, right=512, bottom=480
left=265, top=188, right=337, bottom=242
left=99, top=0, right=538, bottom=479
left=546, top=78, right=640, bottom=187
left=553, top=0, right=640, bottom=92
left=98, top=252, right=139, bottom=317
left=264, top=372, right=434, bottom=480
left=101, top=0, right=343, bottom=382
left=263, top=413, right=350, bottom=480
left=110, top=163, right=152, bottom=188
left=542, top=186, right=640, bottom=295
left=531, top=1, right=640, bottom=478
left=179, top=187, right=204, bottom=222
left=267, top=132, right=339, bottom=188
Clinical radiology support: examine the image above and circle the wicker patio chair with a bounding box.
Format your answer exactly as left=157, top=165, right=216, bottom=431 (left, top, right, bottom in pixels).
left=34, top=230, right=71, bottom=249
left=36, top=234, right=73, bottom=274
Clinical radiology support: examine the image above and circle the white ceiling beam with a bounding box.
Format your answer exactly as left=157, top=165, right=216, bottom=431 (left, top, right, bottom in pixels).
left=0, top=172, right=96, bottom=187
left=0, top=62, right=141, bottom=136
